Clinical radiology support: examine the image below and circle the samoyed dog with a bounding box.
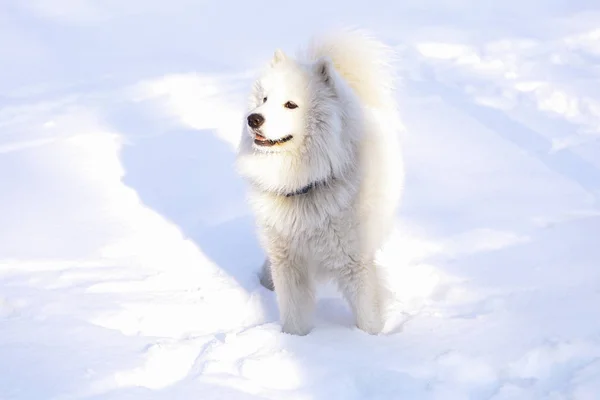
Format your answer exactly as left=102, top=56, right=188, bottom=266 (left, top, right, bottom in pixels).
left=236, top=29, right=404, bottom=335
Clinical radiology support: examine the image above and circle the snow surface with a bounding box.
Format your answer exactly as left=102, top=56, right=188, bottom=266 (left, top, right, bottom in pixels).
left=2, top=1, right=600, bottom=399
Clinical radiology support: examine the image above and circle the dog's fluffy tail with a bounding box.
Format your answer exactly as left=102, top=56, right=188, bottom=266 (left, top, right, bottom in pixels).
left=303, top=29, right=404, bottom=257
left=302, top=29, right=397, bottom=110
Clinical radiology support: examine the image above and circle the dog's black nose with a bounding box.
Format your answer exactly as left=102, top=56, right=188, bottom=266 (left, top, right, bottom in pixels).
left=247, top=113, right=265, bottom=129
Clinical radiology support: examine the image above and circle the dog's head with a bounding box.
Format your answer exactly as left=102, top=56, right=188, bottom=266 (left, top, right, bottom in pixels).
left=245, top=50, right=321, bottom=152
left=236, top=49, right=360, bottom=195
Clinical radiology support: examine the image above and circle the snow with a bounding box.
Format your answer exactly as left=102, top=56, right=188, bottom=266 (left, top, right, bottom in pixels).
left=1, top=1, right=600, bottom=398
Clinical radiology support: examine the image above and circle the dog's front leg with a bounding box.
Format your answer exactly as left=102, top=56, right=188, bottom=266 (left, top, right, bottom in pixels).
left=339, top=260, right=384, bottom=335
left=270, top=259, right=315, bottom=336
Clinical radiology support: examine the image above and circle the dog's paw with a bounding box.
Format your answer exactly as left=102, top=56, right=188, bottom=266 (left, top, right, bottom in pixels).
left=281, top=321, right=312, bottom=336
left=259, top=272, right=275, bottom=291
left=356, top=316, right=384, bottom=335
left=259, top=259, right=275, bottom=291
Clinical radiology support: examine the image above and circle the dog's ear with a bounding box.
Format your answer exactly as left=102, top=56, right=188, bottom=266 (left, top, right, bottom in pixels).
left=271, top=49, right=287, bottom=66
left=314, top=56, right=334, bottom=86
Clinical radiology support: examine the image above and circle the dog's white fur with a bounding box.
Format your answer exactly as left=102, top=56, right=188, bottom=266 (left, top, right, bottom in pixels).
left=236, top=29, right=404, bottom=335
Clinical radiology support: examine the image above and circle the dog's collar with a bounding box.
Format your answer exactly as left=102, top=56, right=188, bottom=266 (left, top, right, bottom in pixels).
left=284, top=180, right=326, bottom=197
left=254, top=177, right=334, bottom=198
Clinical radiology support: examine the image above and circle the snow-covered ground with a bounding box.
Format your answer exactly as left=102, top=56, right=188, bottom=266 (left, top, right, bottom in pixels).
left=2, top=1, right=600, bottom=398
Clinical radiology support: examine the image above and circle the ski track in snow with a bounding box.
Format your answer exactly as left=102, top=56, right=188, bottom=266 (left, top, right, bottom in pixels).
left=1, top=1, right=600, bottom=399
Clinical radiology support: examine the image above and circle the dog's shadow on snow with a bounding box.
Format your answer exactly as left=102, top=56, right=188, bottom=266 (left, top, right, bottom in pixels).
left=106, top=94, right=369, bottom=329
left=109, top=104, right=266, bottom=293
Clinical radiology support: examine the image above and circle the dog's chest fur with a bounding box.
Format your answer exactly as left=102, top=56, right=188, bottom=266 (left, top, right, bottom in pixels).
left=250, top=181, right=364, bottom=270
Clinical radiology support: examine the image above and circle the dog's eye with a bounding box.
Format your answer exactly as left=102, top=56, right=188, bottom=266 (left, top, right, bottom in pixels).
left=262, top=97, right=268, bottom=103
left=284, top=101, right=298, bottom=109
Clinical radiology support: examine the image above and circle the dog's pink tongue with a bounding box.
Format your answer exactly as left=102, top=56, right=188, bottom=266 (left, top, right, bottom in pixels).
left=255, top=133, right=267, bottom=141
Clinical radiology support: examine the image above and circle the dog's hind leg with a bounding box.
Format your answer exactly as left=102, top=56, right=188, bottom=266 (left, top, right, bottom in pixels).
left=259, top=258, right=275, bottom=291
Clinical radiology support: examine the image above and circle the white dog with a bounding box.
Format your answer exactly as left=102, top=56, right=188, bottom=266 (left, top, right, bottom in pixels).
left=236, top=29, right=404, bottom=335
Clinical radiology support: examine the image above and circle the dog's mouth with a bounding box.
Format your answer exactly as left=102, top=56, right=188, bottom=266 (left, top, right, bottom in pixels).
left=253, top=132, right=293, bottom=147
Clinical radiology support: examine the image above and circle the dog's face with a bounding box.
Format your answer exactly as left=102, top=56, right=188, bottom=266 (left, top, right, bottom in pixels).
left=245, top=50, right=311, bottom=153
left=237, top=49, right=357, bottom=195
